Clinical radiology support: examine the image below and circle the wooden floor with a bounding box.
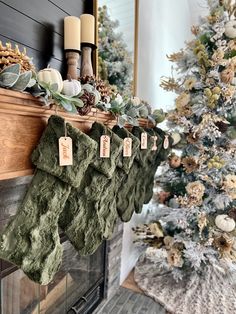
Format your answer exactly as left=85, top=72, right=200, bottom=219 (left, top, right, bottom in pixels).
left=96, top=270, right=167, bottom=314
left=96, top=286, right=166, bottom=314
left=121, top=269, right=143, bottom=294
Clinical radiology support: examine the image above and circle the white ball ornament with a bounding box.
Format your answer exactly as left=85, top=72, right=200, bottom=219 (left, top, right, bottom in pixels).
left=171, top=132, right=181, bottom=146
left=224, top=20, right=236, bottom=39
left=215, top=214, right=235, bottom=232
left=62, top=77, right=81, bottom=97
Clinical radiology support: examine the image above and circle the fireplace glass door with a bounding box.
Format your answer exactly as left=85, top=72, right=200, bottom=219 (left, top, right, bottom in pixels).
left=1, top=240, right=107, bottom=314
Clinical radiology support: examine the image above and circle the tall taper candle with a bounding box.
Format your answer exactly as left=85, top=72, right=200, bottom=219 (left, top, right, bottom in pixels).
left=64, top=16, right=81, bottom=50
left=80, top=14, right=95, bottom=44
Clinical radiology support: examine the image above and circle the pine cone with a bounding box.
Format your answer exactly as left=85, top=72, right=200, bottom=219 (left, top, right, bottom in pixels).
left=215, top=121, right=229, bottom=133
left=95, top=79, right=112, bottom=101
left=228, top=208, right=236, bottom=221
left=79, top=75, right=96, bottom=85
left=0, top=41, right=34, bottom=72
left=78, top=89, right=95, bottom=115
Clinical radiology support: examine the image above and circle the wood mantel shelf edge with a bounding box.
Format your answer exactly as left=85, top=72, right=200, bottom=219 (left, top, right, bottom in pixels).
left=0, top=88, right=152, bottom=180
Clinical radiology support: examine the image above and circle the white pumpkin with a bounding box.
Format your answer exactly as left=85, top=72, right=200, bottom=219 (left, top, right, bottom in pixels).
left=131, top=96, right=141, bottom=106
left=215, top=214, right=235, bottom=232
left=38, top=67, right=63, bottom=92
left=62, top=77, right=81, bottom=96
left=224, top=20, right=236, bottom=39
left=171, top=132, right=181, bottom=146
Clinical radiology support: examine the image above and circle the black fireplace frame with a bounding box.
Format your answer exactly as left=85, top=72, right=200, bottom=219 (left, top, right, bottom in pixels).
left=0, top=234, right=108, bottom=314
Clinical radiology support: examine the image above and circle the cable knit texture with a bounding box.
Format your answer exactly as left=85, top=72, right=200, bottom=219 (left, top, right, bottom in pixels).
left=134, top=252, right=236, bottom=314
left=0, top=115, right=97, bottom=284
left=59, top=122, right=124, bottom=256
left=143, top=128, right=172, bottom=205
left=32, top=115, right=97, bottom=188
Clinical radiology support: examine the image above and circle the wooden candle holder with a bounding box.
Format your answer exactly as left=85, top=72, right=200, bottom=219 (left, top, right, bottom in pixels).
left=81, top=43, right=96, bottom=77
left=65, top=50, right=80, bottom=79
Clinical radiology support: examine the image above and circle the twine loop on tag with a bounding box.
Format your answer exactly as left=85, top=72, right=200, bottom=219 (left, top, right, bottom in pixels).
left=55, top=104, right=58, bottom=116
left=64, top=120, right=67, bottom=138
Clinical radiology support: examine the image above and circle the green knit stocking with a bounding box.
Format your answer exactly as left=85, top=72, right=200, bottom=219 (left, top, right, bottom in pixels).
left=96, top=125, right=140, bottom=238
left=143, top=127, right=172, bottom=204
left=59, top=122, right=124, bottom=256
left=0, top=115, right=97, bottom=284
left=116, top=126, right=153, bottom=222
left=133, top=127, right=163, bottom=213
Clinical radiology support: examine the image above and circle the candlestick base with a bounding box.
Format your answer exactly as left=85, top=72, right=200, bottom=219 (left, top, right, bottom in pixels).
left=81, top=44, right=96, bottom=77
left=65, top=51, right=80, bottom=80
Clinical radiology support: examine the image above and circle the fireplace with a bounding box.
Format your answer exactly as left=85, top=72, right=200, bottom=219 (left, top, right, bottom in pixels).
left=0, top=176, right=114, bottom=314
left=1, top=240, right=107, bottom=314
left=0, top=176, right=124, bottom=314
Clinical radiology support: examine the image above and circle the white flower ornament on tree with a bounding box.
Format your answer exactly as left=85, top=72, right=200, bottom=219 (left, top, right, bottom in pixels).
left=224, top=20, right=236, bottom=39
left=215, top=214, right=235, bottom=232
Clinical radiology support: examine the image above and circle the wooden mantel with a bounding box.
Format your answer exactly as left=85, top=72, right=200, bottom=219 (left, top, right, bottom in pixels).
left=0, top=88, right=151, bottom=181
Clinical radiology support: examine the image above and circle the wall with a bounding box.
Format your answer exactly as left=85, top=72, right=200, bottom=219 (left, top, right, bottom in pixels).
left=0, top=0, right=93, bottom=75
left=136, top=0, right=208, bottom=110
left=120, top=0, right=208, bottom=284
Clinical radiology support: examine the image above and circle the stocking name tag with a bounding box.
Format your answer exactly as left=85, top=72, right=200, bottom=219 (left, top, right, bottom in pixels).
left=163, top=135, right=169, bottom=150
left=151, top=136, right=158, bottom=151
left=123, top=137, right=132, bottom=157
left=100, top=135, right=110, bottom=158
left=141, top=132, right=148, bottom=149
left=59, top=137, right=73, bottom=166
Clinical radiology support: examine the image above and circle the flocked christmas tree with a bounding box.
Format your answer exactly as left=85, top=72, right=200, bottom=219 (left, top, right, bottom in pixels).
left=98, top=5, right=133, bottom=94
left=134, top=0, right=236, bottom=281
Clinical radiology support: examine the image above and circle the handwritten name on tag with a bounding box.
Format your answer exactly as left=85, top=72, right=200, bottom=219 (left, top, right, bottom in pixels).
left=59, top=137, right=73, bottom=166
left=141, top=132, right=148, bottom=149
left=100, top=135, right=110, bottom=158
left=163, top=135, right=169, bottom=150
left=123, top=137, right=132, bottom=157
left=151, top=136, right=158, bottom=151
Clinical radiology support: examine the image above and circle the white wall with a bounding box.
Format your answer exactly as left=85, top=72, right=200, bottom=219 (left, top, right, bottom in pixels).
left=120, top=0, right=208, bottom=284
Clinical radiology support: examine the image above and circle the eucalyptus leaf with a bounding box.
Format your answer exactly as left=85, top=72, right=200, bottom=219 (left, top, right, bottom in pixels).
left=72, top=98, right=84, bottom=108
left=118, top=115, right=127, bottom=127
left=0, top=63, right=20, bottom=75
left=82, top=83, right=94, bottom=92
left=11, top=71, right=32, bottom=91
left=60, top=100, right=73, bottom=112
left=148, top=115, right=157, bottom=126
left=125, top=107, right=139, bottom=118
left=0, top=72, right=19, bottom=87
left=27, top=78, right=37, bottom=88
left=126, top=116, right=139, bottom=126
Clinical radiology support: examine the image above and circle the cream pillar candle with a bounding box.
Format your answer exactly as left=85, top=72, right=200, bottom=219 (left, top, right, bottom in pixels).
left=64, top=16, right=81, bottom=50
left=80, top=14, right=95, bottom=44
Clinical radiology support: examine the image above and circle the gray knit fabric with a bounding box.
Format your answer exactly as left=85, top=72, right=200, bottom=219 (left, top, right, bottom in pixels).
left=135, top=251, right=236, bottom=314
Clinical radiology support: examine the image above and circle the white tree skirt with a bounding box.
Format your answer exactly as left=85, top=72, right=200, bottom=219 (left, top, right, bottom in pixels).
left=134, top=253, right=236, bottom=314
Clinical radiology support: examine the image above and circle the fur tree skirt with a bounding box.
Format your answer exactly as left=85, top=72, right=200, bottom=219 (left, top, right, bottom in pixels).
left=134, top=250, right=236, bottom=314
